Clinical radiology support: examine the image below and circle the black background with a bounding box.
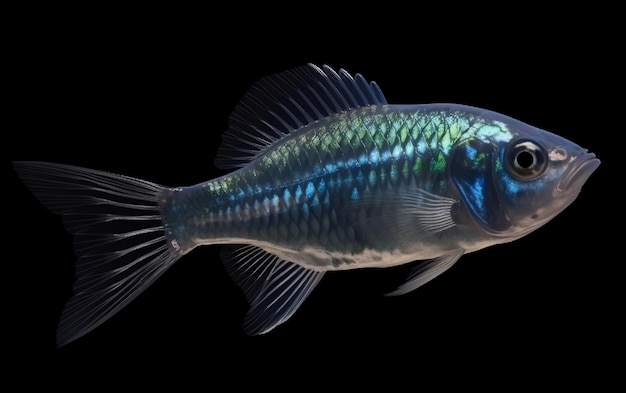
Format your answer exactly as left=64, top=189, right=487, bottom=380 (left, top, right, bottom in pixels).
left=5, top=6, right=621, bottom=389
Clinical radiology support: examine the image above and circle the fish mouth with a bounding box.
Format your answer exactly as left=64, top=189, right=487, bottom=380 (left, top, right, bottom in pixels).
left=557, top=151, right=601, bottom=193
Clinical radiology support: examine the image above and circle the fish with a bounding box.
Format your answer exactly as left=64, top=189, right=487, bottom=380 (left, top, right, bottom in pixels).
left=13, top=63, right=600, bottom=347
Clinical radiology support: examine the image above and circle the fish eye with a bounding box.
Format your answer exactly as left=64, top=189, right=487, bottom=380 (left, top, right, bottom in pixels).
left=505, top=139, right=547, bottom=180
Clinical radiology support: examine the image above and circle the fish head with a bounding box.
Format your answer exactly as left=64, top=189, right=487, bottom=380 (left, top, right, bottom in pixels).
left=451, top=110, right=600, bottom=240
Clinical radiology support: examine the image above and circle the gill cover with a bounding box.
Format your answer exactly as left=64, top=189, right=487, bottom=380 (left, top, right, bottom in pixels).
left=450, top=138, right=511, bottom=233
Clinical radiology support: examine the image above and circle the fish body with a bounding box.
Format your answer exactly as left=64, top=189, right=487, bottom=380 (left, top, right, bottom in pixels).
left=162, top=105, right=508, bottom=268
left=13, top=64, right=600, bottom=346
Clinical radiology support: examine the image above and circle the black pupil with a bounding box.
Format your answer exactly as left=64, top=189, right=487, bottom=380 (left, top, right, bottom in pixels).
left=516, top=150, right=535, bottom=169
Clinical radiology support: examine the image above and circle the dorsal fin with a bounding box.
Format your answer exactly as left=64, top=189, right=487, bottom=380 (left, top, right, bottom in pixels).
left=215, top=64, right=388, bottom=169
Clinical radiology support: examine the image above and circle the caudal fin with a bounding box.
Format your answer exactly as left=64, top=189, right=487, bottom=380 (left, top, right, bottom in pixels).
left=13, top=161, right=182, bottom=347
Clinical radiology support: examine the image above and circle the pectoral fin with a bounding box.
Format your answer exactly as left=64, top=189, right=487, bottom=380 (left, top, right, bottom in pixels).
left=221, top=245, right=325, bottom=335
left=351, top=187, right=458, bottom=251
left=385, top=248, right=465, bottom=296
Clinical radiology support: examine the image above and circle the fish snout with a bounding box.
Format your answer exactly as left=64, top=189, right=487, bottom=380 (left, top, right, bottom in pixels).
left=556, top=151, right=600, bottom=194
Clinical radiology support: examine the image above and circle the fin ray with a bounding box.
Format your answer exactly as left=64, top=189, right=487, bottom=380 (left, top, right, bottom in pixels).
left=13, top=161, right=181, bottom=346
left=222, top=245, right=324, bottom=335
left=386, top=249, right=465, bottom=296
left=352, top=187, right=458, bottom=250
left=215, top=64, right=387, bottom=169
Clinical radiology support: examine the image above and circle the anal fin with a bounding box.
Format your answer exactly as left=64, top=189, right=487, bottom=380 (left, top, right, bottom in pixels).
left=385, top=248, right=465, bottom=296
left=221, top=245, right=325, bottom=335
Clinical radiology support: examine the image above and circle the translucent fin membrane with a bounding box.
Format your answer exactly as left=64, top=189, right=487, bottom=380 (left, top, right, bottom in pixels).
left=215, top=64, right=388, bottom=169
left=386, top=249, right=465, bottom=296
left=13, top=161, right=181, bottom=346
left=221, top=245, right=324, bottom=335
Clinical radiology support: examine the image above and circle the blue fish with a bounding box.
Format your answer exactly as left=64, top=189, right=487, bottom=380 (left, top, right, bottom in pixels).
left=14, top=64, right=600, bottom=346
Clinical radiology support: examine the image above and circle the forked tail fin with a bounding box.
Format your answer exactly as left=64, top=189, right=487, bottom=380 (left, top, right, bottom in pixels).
left=13, top=161, right=182, bottom=347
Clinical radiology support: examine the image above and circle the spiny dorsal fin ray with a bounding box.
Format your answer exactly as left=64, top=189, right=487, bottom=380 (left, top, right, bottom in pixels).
left=221, top=245, right=325, bottom=335
left=215, top=64, right=388, bottom=169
